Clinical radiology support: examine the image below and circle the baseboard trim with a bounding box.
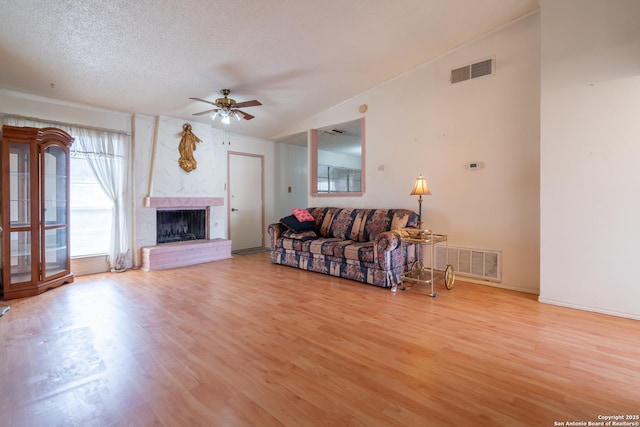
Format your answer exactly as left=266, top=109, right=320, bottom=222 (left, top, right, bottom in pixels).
left=538, top=297, right=640, bottom=321
left=71, top=255, right=110, bottom=276
left=459, top=276, right=539, bottom=295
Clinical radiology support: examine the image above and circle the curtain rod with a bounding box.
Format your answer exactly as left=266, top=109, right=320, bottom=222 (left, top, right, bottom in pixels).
left=0, top=113, right=131, bottom=136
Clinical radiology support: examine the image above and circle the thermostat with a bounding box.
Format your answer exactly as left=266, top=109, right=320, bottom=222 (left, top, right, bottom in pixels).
left=467, top=161, right=483, bottom=170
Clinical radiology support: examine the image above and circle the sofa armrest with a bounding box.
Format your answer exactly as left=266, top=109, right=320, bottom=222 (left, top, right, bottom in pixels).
left=375, top=230, right=413, bottom=271
left=375, top=230, right=401, bottom=253
left=268, top=223, right=284, bottom=249
left=376, top=231, right=401, bottom=270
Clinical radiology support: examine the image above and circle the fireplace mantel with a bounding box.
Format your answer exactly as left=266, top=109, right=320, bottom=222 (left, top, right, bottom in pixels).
left=143, top=196, right=224, bottom=208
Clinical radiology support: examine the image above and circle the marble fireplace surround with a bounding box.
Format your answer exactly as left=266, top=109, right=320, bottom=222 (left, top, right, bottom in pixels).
left=143, top=196, right=224, bottom=209
left=141, top=196, right=231, bottom=271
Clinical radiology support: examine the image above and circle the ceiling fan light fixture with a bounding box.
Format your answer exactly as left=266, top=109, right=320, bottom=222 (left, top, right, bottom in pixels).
left=191, top=89, right=261, bottom=123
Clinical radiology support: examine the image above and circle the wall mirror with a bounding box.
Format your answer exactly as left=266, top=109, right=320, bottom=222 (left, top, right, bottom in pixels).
left=310, top=118, right=365, bottom=197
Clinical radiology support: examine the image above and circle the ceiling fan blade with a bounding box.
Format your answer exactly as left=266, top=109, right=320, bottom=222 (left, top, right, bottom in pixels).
left=233, top=100, right=262, bottom=108
left=193, top=108, right=219, bottom=116
left=234, top=109, right=255, bottom=120
left=189, top=97, right=218, bottom=107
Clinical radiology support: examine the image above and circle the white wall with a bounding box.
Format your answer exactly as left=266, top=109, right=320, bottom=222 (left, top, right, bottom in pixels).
left=274, top=143, right=308, bottom=220
left=0, top=89, right=131, bottom=132
left=539, top=0, right=640, bottom=319
left=275, top=13, right=541, bottom=293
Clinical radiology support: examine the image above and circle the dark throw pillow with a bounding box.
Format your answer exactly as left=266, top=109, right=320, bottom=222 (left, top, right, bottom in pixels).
left=280, top=215, right=316, bottom=233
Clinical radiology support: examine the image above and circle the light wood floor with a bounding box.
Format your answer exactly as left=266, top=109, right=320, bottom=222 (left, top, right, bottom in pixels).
left=1, top=253, right=638, bottom=426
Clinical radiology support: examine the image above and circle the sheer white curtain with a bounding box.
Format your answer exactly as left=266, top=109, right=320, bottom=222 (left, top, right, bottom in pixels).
left=2, top=116, right=132, bottom=271
left=73, top=128, right=130, bottom=271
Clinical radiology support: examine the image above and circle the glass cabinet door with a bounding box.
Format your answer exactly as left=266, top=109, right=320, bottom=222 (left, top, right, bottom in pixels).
left=9, top=231, right=32, bottom=284
left=8, top=142, right=34, bottom=284
left=42, top=144, right=69, bottom=279
left=9, top=142, right=31, bottom=227
left=43, top=145, right=67, bottom=226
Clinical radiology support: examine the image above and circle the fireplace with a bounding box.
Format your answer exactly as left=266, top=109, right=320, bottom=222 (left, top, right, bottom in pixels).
left=141, top=197, right=229, bottom=271
left=156, top=209, right=208, bottom=244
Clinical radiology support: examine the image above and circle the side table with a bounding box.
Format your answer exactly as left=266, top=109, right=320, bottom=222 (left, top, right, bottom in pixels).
left=393, top=228, right=455, bottom=298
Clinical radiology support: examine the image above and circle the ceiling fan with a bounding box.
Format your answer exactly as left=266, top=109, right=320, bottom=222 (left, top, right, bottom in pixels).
left=190, top=89, right=262, bottom=124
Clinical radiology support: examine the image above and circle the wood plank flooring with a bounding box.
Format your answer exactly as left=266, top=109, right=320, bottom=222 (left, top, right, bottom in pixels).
left=1, top=252, right=639, bottom=426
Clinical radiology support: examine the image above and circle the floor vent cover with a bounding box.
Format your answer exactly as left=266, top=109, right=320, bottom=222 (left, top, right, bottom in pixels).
left=435, top=245, right=502, bottom=282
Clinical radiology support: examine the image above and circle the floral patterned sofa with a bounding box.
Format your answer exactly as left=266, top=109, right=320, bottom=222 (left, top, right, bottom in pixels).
left=268, top=207, right=422, bottom=288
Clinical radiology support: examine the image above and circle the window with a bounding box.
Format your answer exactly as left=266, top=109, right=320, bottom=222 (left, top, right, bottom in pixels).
left=69, top=155, right=113, bottom=256
left=317, top=165, right=361, bottom=193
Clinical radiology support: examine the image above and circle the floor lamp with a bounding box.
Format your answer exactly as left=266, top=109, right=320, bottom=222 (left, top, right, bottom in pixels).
left=410, top=174, right=431, bottom=230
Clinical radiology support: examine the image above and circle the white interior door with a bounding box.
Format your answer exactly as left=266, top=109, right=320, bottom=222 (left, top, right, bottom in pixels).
left=228, top=152, right=264, bottom=251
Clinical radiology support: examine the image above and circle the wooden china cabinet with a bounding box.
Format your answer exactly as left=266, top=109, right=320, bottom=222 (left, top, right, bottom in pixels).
left=1, top=125, right=74, bottom=300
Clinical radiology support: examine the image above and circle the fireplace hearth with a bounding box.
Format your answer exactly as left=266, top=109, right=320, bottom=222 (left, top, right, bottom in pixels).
left=156, top=209, right=208, bottom=244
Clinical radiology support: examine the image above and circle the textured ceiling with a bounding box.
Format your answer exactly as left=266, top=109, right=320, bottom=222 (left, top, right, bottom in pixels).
left=0, top=0, right=538, bottom=139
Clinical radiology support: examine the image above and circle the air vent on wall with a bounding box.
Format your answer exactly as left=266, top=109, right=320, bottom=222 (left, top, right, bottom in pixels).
left=450, top=58, right=494, bottom=84
left=435, top=245, right=502, bottom=282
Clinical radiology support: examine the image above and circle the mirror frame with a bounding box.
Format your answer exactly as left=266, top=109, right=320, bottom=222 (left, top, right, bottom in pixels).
left=309, top=118, right=365, bottom=197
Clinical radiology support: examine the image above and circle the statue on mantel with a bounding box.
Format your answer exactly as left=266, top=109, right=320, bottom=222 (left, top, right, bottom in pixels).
left=178, top=123, right=201, bottom=172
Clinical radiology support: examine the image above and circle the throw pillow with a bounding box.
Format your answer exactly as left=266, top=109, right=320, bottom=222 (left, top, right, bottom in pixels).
left=280, top=215, right=316, bottom=233
left=292, top=208, right=314, bottom=222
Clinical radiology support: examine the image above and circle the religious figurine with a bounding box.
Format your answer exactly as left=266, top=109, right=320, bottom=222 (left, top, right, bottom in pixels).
left=178, top=123, right=201, bottom=172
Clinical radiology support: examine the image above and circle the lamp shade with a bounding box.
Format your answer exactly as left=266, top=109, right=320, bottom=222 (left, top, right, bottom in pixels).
left=410, top=175, right=432, bottom=196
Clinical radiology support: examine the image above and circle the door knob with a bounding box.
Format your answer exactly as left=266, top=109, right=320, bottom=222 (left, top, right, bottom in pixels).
left=231, top=208, right=239, bottom=212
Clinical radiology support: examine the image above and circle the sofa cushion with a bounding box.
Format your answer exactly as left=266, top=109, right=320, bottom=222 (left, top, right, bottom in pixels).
left=309, top=238, right=353, bottom=257
left=363, top=209, right=416, bottom=241
left=292, top=208, right=315, bottom=222
left=318, top=208, right=341, bottom=237
left=279, top=238, right=374, bottom=265
left=343, top=242, right=375, bottom=264
left=348, top=210, right=369, bottom=242
left=307, top=207, right=328, bottom=227
left=390, top=209, right=417, bottom=230
left=282, top=229, right=317, bottom=241
left=308, top=207, right=419, bottom=241
left=328, top=208, right=359, bottom=240
left=280, top=215, right=316, bottom=233
left=280, top=235, right=316, bottom=251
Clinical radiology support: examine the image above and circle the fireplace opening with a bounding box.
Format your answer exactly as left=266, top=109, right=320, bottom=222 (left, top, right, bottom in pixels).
left=157, top=209, right=208, bottom=244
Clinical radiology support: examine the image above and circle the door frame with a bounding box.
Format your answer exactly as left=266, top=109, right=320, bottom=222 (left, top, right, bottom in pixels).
left=227, top=151, right=265, bottom=249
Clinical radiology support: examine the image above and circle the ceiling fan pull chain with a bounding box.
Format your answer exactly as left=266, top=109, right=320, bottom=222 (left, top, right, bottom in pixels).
left=222, top=129, right=231, bottom=145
